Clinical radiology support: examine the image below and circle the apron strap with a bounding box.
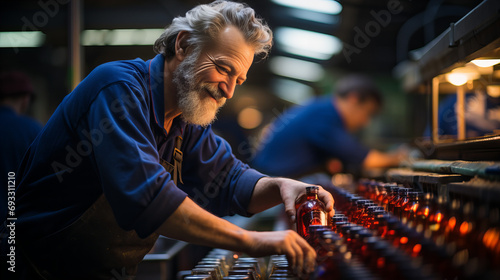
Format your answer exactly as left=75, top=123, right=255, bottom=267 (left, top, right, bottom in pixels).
left=159, top=135, right=184, bottom=185
left=172, top=135, right=184, bottom=185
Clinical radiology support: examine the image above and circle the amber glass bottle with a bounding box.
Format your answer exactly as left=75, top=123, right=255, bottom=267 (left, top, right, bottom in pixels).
left=297, top=186, right=328, bottom=238
left=393, top=188, right=410, bottom=219
left=401, top=192, right=420, bottom=227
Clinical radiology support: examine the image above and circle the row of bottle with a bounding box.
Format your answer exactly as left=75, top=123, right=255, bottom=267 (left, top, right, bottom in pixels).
left=295, top=186, right=417, bottom=279
left=308, top=222, right=439, bottom=279
left=295, top=183, right=500, bottom=279
left=180, top=248, right=299, bottom=280
left=295, top=186, right=430, bottom=279
left=339, top=180, right=500, bottom=279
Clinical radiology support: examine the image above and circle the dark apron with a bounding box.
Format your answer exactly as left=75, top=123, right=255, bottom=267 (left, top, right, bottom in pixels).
left=21, top=194, right=159, bottom=280
left=21, top=136, right=184, bottom=280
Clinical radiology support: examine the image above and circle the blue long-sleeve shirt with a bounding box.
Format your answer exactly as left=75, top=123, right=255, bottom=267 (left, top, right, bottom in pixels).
left=13, top=54, right=264, bottom=240
left=252, top=97, right=369, bottom=177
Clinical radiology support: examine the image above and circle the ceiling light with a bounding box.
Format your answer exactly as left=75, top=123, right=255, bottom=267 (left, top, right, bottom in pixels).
left=272, top=0, right=342, bottom=15
left=446, top=67, right=481, bottom=86
left=82, top=29, right=164, bottom=46
left=275, top=27, right=342, bottom=60
left=446, top=73, right=468, bottom=86
left=0, top=31, right=45, bottom=48
left=471, top=59, right=500, bottom=68
left=269, top=56, right=325, bottom=82
left=272, top=78, right=315, bottom=104
left=288, top=9, right=338, bottom=25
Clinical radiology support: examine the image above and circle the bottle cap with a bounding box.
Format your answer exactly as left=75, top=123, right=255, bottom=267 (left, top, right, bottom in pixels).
left=332, top=216, right=345, bottom=223
left=398, top=188, right=410, bottom=194
left=306, top=186, right=319, bottom=193
left=356, top=199, right=370, bottom=206
left=408, top=191, right=419, bottom=198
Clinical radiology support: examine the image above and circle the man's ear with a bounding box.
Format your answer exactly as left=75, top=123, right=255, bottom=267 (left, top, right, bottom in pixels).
left=175, top=31, right=191, bottom=61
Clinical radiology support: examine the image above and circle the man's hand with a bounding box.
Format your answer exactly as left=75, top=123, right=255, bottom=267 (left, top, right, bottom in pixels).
left=276, top=178, right=335, bottom=224
left=243, top=230, right=317, bottom=277
left=158, top=197, right=319, bottom=277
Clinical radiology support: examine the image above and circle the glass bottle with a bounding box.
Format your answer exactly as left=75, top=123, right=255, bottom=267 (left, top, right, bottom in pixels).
left=296, top=186, right=328, bottom=239
left=387, top=185, right=403, bottom=213
left=351, top=199, right=370, bottom=224
left=401, top=192, right=419, bottom=227
left=414, top=192, right=432, bottom=235
left=376, top=183, right=388, bottom=206
left=382, top=183, right=398, bottom=212
left=393, top=188, right=410, bottom=220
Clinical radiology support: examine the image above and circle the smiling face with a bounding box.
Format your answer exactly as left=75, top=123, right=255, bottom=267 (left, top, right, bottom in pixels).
left=173, top=25, right=255, bottom=127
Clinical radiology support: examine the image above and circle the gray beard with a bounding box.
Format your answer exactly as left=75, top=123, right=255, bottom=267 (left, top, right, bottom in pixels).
left=172, top=50, right=226, bottom=128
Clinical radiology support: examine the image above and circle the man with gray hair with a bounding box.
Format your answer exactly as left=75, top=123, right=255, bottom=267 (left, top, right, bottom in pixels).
left=0, top=1, right=334, bottom=279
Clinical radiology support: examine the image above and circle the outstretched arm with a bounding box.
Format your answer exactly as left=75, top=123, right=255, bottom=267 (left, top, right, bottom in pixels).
left=156, top=195, right=316, bottom=276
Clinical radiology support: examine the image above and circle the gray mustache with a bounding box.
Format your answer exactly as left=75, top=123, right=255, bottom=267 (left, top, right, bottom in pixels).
left=203, top=85, right=225, bottom=101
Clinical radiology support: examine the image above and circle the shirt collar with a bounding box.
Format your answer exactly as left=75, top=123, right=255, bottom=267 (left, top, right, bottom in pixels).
left=148, top=54, right=186, bottom=136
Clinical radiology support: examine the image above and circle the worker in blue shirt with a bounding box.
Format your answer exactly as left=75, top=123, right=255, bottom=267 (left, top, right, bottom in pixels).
left=0, top=1, right=334, bottom=279
left=0, top=71, right=42, bottom=223
left=252, top=74, right=406, bottom=178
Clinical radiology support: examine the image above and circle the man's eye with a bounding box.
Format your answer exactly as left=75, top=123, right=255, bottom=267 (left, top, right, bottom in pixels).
left=216, top=65, right=230, bottom=74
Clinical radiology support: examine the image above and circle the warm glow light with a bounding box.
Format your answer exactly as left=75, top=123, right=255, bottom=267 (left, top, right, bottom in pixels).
left=412, top=244, right=422, bottom=255
left=376, top=257, right=385, bottom=268
left=399, top=236, right=408, bottom=245
left=460, top=221, right=469, bottom=235
left=471, top=59, right=500, bottom=68
left=448, top=217, right=457, bottom=230
left=82, top=29, right=164, bottom=46
left=487, top=85, right=500, bottom=98
left=446, top=73, right=468, bottom=86
left=275, top=27, right=343, bottom=60
left=269, top=56, right=325, bottom=82
left=424, top=208, right=429, bottom=217
left=237, top=107, right=263, bottom=129
left=272, top=0, right=342, bottom=15
left=435, top=212, right=443, bottom=223
left=446, top=67, right=481, bottom=86
left=0, top=31, right=45, bottom=48
left=483, top=228, right=500, bottom=250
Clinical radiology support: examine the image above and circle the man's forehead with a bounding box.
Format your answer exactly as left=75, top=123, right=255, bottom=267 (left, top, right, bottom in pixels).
left=206, top=26, right=255, bottom=64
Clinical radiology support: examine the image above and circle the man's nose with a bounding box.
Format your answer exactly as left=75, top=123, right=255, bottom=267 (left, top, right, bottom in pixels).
left=219, top=79, right=236, bottom=99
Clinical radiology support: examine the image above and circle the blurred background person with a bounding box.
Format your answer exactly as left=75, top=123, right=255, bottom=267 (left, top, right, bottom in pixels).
left=0, top=71, right=42, bottom=221
left=252, top=74, right=406, bottom=178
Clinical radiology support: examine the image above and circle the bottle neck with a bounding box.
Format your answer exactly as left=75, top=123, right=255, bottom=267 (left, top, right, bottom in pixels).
left=306, top=192, right=319, bottom=200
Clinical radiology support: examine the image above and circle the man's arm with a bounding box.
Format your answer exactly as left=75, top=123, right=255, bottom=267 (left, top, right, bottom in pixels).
left=362, top=149, right=405, bottom=169
left=156, top=196, right=316, bottom=276
left=247, top=177, right=335, bottom=223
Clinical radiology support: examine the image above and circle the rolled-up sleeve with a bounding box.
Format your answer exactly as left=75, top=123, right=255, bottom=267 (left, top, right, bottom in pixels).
left=179, top=125, right=265, bottom=217
left=86, top=82, right=187, bottom=238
